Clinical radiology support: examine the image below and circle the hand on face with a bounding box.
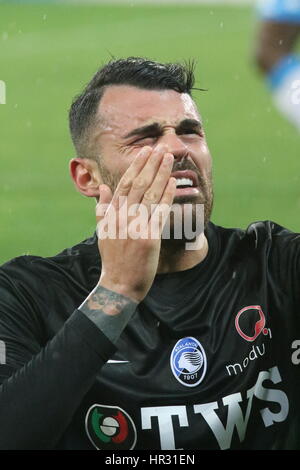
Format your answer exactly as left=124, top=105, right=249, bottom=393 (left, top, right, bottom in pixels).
left=96, top=144, right=176, bottom=302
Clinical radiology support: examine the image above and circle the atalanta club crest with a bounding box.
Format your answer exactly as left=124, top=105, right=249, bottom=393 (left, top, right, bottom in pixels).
left=85, top=404, right=137, bottom=450
left=170, top=337, right=207, bottom=387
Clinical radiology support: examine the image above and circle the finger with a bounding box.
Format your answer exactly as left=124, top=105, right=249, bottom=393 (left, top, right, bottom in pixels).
left=149, top=176, right=176, bottom=236
left=159, top=175, right=176, bottom=208
left=111, top=146, right=152, bottom=207
left=96, top=184, right=112, bottom=224
left=140, top=152, right=174, bottom=218
left=126, top=143, right=168, bottom=207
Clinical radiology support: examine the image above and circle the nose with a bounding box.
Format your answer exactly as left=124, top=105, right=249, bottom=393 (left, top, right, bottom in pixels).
left=158, top=133, right=188, bottom=159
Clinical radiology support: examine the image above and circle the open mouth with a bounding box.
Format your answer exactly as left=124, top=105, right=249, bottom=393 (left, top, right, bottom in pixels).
left=175, top=177, right=194, bottom=189
left=171, top=170, right=199, bottom=189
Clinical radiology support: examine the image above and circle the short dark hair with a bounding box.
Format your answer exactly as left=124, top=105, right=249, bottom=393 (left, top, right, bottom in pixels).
left=69, top=57, right=196, bottom=159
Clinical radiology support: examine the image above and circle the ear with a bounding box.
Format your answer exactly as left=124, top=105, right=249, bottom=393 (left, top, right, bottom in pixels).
left=69, top=157, right=103, bottom=198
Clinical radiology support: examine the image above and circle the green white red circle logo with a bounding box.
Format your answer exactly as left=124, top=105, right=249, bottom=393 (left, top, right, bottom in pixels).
left=85, top=404, right=137, bottom=450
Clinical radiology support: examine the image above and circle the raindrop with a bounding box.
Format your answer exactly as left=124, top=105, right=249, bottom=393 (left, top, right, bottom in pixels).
left=43, top=14, right=47, bottom=20
left=232, top=271, right=236, bottom=280
left=2, top=32, right=8, bottom=41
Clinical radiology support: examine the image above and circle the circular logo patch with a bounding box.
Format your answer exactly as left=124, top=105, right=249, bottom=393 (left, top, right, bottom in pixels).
left=85, top=404, right=137, bottom=450
left=235, top=305, right=268, bottom=342
left=170, top=337, right=207, bottom=387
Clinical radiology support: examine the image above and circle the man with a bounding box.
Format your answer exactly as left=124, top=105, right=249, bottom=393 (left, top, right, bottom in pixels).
left=0, top=57, right=299, bottom=450
left=254, top=0, right=300, bottom=131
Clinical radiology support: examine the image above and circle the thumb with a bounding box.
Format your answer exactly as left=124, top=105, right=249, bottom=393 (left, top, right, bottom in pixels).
left=96, top=184, right=113, bottom=224
left=98, top=184, right=113, bottom=204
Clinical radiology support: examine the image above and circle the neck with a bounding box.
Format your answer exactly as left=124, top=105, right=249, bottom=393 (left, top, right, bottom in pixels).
left=157, top=232, right=208, bottom=274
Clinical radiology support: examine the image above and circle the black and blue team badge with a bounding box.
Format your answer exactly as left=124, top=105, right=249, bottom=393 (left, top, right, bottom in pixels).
left=170, top=337, right=207, bottom=387
left=85, top=404, right=137, bottom=450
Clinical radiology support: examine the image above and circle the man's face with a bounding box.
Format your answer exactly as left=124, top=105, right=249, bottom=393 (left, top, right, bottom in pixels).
left=91, top=85, right=213, bottom=226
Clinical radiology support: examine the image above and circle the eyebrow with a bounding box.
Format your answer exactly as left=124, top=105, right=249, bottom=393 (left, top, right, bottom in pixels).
left=176, top=119, right=202, bottom=133
left=122, top=119, right=202, bottom=139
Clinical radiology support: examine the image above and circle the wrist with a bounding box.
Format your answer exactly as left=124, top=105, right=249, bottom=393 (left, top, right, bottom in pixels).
left=78, top=284, right=138, bottom=344
left=98, top=277, right=145, bottom=303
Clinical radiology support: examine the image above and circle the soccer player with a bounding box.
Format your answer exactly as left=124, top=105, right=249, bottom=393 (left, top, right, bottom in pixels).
left=0, top=57, right=299, bottom=450
left=254, top=0, right=300, bottom=131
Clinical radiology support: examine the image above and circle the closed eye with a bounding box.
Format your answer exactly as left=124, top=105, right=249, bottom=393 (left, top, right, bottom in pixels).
left=176, top=119, right=203, bottom=137
left=180, top=129, right=200, bottom=134
left=178, top=129, right=203, bottom=137
left=131, top=135, right=159, bottom=145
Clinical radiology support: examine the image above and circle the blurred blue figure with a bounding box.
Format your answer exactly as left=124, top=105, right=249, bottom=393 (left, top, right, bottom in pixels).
left=255, top=0, right=300, bottom=131
left=257, top=0, right=300, bottom=23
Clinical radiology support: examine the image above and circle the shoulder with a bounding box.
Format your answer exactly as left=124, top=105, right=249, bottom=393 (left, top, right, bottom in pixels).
left=211, top=220, right=299, bottom=248
left=0, top=232, right=100, bottom=289
left=209, top=220, right=300, bottom=268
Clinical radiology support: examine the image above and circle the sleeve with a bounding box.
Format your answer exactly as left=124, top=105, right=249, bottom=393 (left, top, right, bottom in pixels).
left=0, top=265, right=117, bottom=450
left=270, top=222, right=300, bottom=305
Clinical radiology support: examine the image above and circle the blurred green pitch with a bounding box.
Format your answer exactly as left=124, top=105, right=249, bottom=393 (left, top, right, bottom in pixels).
left=0, top=2, right=299, bottom=264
